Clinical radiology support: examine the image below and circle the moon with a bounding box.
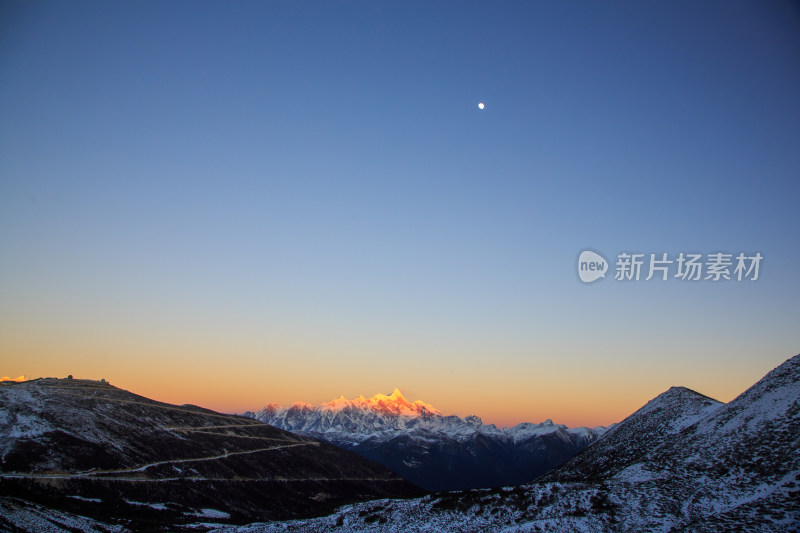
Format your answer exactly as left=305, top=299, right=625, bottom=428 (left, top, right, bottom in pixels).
left=478, top=102, right=485, bottom=110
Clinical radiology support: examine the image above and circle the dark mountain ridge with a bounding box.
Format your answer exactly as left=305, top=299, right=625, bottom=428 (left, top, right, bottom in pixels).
left=0, top=378, right=422, bottom=531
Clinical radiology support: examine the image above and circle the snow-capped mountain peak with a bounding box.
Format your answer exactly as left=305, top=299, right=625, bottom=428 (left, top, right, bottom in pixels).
left=388, top=387, right=403, bottom=400
left=308, top=389, right=442, bottom=418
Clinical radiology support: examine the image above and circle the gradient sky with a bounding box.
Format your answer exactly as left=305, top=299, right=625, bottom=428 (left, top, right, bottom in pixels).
left=1, top=1, right=798, bottom=428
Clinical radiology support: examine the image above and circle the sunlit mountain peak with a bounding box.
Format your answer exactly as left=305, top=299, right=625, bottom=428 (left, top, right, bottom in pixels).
left=314, top=389, right=442, bottom=417
left=388, top=388, right=405, bottom=400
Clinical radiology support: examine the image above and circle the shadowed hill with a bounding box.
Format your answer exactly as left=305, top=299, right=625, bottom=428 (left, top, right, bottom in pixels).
left=0, top=378, right=422, bottom=531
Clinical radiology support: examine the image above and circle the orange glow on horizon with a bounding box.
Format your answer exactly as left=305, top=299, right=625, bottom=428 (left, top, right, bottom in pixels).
left=83, top=379, right=681, bottom=429
left=1, top=342, right=788, bottom=431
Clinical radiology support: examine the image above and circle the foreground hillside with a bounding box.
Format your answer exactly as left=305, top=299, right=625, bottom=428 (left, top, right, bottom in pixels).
left=223, top=354, right=800, bottom=532
left=0, top=378, right=422, bottom=531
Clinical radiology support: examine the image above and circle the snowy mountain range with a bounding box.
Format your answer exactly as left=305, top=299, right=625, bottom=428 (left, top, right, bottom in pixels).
left=243, top=388, right=607, bottom=491
left=228, top=353, right=800, bottom=532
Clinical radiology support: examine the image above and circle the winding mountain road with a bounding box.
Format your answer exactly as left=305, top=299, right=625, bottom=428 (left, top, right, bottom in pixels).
left=0, top=441, right=319, bottom=480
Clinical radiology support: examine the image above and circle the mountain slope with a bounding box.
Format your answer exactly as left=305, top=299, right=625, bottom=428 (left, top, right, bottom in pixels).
left=542, top=386, right=722, bottom=482
left=0, top=378, right=422, bottom=531
left=630, top=354, right=800, bottom=530
left=246, top=389, right=606, bottom=491
left=228, top=353, right=800, bottom=532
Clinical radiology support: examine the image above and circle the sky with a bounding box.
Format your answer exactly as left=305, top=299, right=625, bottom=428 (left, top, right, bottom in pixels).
left=1, top=1, right=799, bottom=428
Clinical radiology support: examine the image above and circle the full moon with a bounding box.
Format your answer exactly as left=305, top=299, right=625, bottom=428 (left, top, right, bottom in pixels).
left=478, top=102, right=485, bottom=110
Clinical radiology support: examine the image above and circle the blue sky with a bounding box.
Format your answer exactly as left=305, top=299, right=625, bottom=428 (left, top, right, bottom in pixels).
left=1, top=1, right=798, bottom=426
